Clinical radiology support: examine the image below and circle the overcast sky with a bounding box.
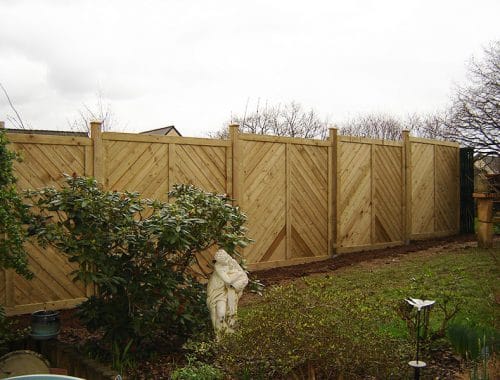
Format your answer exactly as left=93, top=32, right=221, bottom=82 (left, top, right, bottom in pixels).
left=1, top=0, right=499, bottom=137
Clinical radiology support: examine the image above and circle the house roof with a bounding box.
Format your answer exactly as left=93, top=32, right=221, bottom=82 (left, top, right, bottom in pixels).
left=4, top=128, right=88, bottom=137
left=140, top=125, right=182, bottom=136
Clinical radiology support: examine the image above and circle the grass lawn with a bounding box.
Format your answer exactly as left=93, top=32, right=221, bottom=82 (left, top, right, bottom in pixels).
left=209, top=243, right=499, bottom=379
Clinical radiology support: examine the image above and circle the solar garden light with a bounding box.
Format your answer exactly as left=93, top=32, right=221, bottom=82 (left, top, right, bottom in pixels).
left=405, top=298, right=435, bottom=380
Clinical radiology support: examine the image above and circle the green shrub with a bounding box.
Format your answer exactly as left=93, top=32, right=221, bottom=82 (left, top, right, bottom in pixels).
left=26, top=177, right=250, bottom=359
left=171, top=359, right=224, bottom=380
left=0, top=128, right=32, bottom=354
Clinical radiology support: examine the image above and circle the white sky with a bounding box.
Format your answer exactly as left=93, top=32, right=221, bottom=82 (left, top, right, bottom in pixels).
left=0, top=0, right=499, bottom=137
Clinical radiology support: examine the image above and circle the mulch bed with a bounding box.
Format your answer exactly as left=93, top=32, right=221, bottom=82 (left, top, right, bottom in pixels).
left=252, top=234, right=477, bottom=285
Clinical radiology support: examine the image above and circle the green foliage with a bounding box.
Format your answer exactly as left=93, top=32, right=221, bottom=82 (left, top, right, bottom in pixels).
left=0, top=129, right=32, bottom=354
left=26, top=176, right=250, bottom=353
left=216, top=282, right=412, bottom=378
left=447, top=322, right=498, bottom=379
left=0, top=306, right=29, bottom=355
left=214, top=246, right=498, bottom=379
left=112, top=338, right=135, bottom=375
left=0, top=128, right=31, bottom=279
left=171, top=358, right=224, bottom=380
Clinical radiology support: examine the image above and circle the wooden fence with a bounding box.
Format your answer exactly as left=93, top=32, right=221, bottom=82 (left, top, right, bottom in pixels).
left=1, top=124, right=460, bottom=315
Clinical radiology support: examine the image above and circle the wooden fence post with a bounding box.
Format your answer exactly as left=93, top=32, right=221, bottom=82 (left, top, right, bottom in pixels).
left=88, top=121, right=103, bottom=298
left=229, top=124, right=240, bottom=207
left=90, top=121, right=104, bottom=186
left=328, top=128, right=338, bottom=255
left=403, top=130, right=411, bottom=244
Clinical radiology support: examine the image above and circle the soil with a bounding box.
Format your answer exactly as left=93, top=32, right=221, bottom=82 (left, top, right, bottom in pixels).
left=11, top=234, right=498, bottom=379
left=250, top=234, right=478, bottom=286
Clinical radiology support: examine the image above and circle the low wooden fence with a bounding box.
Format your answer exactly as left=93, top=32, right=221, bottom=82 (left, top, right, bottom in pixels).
left=1, top=123, right=460, bottom=314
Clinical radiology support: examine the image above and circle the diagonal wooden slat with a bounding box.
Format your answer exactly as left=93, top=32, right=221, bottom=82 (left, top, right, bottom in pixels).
left=374, top=146, right=403, bottom=243
left=411, top=143, right=435, bottom=234
left=339, top=142, right=371, bottom=247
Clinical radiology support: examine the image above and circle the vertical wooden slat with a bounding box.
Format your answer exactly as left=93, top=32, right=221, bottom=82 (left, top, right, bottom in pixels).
left=370, top=144, right=375, bottom=246
left=168, top=143, right=176, bottom=193
left=84, top=145, right=93, bottom=177
left=433, top=144, right=437, bottom=234
left=403, top=131, right=411, bottom=244
left=335, top=134, right=342, bottom=250
left=229, top=125, right=240, bottom=207
left=225, top=139, right=233, bottom=198
left=285, top=143, right=291, bottom=260
left=90, top=121, right=103, bottom=186
left=328, top=128, right=337, bottom=255
left=456, top=146, right=461, bottom=232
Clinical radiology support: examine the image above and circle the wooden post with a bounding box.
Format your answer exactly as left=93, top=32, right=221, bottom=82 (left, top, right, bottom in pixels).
left=474, top=193, right=496, bottom=248
left=370, top=143, right=375, bottom=246
left=0, top=121, right=4, bottom=129
left=229, top=124, right=240, bottom=207
left=285, top=143, right=291, bottom=260
left=403, top=130, right=411, bottom=244
left=433, top=145, right=437, bottom=234
left=328, top=128, right=338, bottom=255
left=335, top=129, right=342, bottom=252
left=456, top=146, right=461, bottom=234
left=90, top=121, right=104, bottom=186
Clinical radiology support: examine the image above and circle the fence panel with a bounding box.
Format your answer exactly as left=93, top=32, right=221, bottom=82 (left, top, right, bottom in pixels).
left=103, top=137, right=170, bottom=200
left=290, top=144, right=328, bottom=259
left=4, top=135, right=91, bottom=314
left=410, top=139, right=460, bottom=238
left=435, top=145, right=459, bottom=233
left=173, top=144, right=228, bottom=194
left=3, top=128, right=461, bottom=314
left=374, top=144, right=403, bottom=244
left=241, top=139, right=287, bottom=264
left=411, top=142, right=435, bottom=236
left=338, top=141, right=372, bottom=249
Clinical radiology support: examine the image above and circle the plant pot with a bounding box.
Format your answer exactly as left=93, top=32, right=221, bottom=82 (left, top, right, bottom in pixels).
left=30, top=310, right=60, bottom=341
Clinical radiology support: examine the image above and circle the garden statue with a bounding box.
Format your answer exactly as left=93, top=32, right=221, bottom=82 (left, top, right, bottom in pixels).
left=207, top=249, right=248, bottom=337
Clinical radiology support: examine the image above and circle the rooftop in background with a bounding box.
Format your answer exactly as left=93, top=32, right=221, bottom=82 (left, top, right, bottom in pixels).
left=140, top=126, right=182, bottom=137
left=3, top=126, right=183, bottom=138
left=4, top=128, right=88, bottom=137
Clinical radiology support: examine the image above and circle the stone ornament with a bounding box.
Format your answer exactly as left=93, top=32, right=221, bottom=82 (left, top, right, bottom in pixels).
left=207, top=249, right=249, bottom=337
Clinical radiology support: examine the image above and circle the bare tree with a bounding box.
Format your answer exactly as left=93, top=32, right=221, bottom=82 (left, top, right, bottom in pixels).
left=339, top=113, right=404, bottom=140
left=209, top=100, right=329, bottom=139
left=436, top=42, right=499, bottom=159
left=405, top=113, right=447, bottom=140
left=447, top=42, right=499, bottom=157
left=67, top=92, right=119, bottom=134
left=0, top=83, right=30, bottom=129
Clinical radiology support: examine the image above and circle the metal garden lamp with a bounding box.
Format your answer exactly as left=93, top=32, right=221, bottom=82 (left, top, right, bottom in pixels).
left=406, top=298, right=435, bottom=380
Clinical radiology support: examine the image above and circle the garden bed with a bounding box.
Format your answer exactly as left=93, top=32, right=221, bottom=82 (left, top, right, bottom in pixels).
left=10, top=234, right=499, bottom=379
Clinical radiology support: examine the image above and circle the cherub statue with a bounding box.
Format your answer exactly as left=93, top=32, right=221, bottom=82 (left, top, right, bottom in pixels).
left=206, top=249, right=248, bottom=336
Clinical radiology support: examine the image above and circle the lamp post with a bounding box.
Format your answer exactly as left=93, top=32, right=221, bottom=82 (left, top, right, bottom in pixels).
left=406, top=298, right=435, bottom=380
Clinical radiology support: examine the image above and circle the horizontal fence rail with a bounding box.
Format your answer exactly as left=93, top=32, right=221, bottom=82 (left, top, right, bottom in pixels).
left=1, top=123, right=460, bottom=315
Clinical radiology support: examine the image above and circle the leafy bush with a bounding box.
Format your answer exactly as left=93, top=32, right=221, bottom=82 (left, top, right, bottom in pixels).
left=0, top=128, right=31, bottom=278
left=0, top=128, right=32, bottom=354
left=27, top=176, right=250, bottom=354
